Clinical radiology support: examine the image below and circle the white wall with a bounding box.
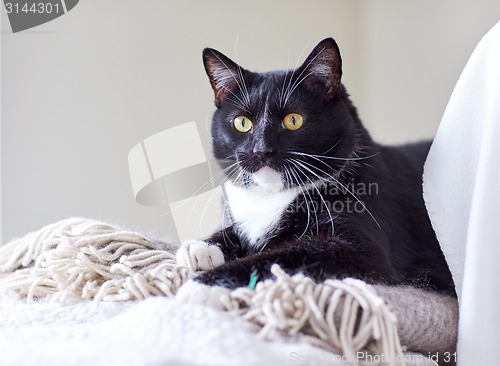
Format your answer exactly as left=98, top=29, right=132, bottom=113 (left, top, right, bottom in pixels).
left=2, top=1, right=500, bottom=242
left=359, top=0, right=500, bottom=143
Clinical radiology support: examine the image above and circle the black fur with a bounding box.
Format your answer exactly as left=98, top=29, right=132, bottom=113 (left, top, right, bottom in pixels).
left=197, top=38, right=455, bottom=296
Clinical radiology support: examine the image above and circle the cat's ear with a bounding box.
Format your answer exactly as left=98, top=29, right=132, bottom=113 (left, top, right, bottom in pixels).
left=297, top=38, right=342, bottom=99
left=203, top=48, right=245, bottom=107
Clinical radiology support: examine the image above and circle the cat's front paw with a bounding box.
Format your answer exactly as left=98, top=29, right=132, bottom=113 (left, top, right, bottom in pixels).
left=176, top=240, right=225, bottom=272
left=175, top=280, right=231, bottom=310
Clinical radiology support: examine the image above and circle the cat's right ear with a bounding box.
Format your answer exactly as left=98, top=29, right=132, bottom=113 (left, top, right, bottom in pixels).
left=203, top=48, right=244, bottom=107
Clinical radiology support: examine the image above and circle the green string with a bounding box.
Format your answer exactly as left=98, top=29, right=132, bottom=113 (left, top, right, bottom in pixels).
left=248, top=270, right=259, bottom=290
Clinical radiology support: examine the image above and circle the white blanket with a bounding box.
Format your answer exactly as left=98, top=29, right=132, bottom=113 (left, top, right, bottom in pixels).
left=0, top=298, right=325, bottom=366
left=424, top=20, right=500, bottom=366
left=0, top=297, right=436, bottom=366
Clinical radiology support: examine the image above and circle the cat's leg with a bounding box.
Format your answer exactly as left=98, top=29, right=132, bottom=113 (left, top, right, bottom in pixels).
left=176, top=226, right=244, bottom=271
left=193, top=236, right=399, bottom=289
left=175, top=280, right=231, bottom=310
left=175, top=227, right=246, bottom=308
left=176, top=236, right=395, bottom=309
left=176, top=240, right=225, bottom=271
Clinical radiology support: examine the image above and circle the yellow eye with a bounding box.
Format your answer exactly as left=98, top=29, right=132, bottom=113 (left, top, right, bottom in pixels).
left=233, top=116, right=253, bottom=133
left=283, top=113, right=304, bottom=130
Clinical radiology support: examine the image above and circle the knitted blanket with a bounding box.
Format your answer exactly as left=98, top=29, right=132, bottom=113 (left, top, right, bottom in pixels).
left=0, top=218, right=458, bottom=366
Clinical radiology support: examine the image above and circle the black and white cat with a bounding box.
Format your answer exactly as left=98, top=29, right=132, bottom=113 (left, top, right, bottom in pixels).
left=176, top=38, right=455, bottom=306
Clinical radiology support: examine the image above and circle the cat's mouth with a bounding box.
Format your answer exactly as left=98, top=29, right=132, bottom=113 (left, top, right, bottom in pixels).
left=251, top=166, right=283, bottom=191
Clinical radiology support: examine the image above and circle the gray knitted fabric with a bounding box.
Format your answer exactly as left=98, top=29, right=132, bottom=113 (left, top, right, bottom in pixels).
left=375, top=285, right=458, bottom=365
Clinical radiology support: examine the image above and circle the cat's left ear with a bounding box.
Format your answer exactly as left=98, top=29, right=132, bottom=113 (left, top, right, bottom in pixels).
left=297, top=38, right=342, bottom=99
left=203, top=48, right=246, bottom=107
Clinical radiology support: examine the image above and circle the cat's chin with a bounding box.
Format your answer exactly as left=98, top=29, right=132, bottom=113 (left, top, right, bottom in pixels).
left=251, top=166, right=284, bottom=192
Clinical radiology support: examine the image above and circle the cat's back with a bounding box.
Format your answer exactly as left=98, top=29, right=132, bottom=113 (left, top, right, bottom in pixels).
left=396, top=140, right=433, bottom=165
left=378, top=140, right=432, bottom=178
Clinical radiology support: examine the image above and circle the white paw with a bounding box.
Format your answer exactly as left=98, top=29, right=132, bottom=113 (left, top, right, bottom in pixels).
left=176, top=240, right=225, bottom=272
left=176, top=280, right=231, bottom=310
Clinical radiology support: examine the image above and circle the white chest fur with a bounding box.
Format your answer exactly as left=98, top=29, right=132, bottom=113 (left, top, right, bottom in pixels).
left=223, top=181, right=301, bottom=248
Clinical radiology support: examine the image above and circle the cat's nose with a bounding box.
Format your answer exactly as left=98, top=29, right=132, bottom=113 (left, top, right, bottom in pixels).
left=252, top=143, right=275, bottom=161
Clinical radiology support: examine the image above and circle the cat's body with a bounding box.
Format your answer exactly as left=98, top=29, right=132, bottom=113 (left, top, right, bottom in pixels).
left=178, top=38, right=455, bottom=297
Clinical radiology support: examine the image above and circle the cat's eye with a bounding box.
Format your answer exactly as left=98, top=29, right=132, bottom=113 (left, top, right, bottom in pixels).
left=283, top=113, right=304, bottom=130
left=233, top=116, right=253, bottom=133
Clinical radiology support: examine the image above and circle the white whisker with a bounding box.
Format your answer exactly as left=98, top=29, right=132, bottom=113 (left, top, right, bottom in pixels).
left=281, top=42, right=310, bottom=108
left=288, top=150, right=380, bottom=162
left=234, top=34, right=251, bottom=107
left=294, top=157, right=381, bottom=229
left=287, top=158, right=334, bottom=235
left=284, top=161, right=319, bottom=237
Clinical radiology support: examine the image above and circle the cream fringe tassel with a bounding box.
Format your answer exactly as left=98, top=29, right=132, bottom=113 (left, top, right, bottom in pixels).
left=0, top=217, right=416, bottom=365
left=0, top=218, right=189, bottom=302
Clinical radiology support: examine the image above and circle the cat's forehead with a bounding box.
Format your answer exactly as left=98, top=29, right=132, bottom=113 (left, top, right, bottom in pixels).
left=249, top=72, right=283, bottom=94
left=246, top=70, right=297, bottom=110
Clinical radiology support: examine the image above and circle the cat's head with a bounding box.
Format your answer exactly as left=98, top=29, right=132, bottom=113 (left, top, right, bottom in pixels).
left=203, top=38, right=361, bottom=191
